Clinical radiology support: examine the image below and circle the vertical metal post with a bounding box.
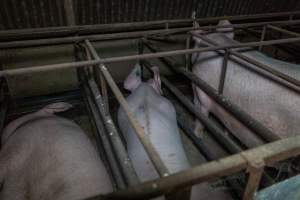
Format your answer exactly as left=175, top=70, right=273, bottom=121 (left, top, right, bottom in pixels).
left=63, top=0, right=76, bottom=26
left=259, top=25, right=267, bottom=51
left=218, top=49, right=229, bottom=94
left=84, top=39, right=169, bottom=178
left=242, top=159, right=265, bottom=200
left=84, top=46, right=109, bottom=114
left=185, top=35, right=192, bottom=70
left=138, top=39, right=144, bottom=81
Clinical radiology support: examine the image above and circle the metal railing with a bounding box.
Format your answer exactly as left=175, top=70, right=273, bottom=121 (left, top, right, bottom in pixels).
left=1, top=12, right=300, bottom=200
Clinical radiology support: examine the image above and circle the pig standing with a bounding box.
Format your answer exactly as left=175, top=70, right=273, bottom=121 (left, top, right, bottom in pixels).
left=118, top=64, right=232, bottom=200
left=0, top=102, right=113, bottom=200
left=192, top=20, right=300, bottom=148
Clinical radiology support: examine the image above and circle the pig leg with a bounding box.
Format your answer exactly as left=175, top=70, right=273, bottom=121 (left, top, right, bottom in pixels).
left=193, top=85, right=210, bottom=138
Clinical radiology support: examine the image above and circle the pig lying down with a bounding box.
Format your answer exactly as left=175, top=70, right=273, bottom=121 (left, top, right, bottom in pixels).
left=0, top=102, right=112, bottom=200
left=118, top=64, right=232, bottom=200
left=192, top=20, right=300, bottom=147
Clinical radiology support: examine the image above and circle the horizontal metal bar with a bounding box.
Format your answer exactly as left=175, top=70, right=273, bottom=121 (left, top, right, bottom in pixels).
left=193, top=33, right=300, bottom=92
left=2, top=37, right=300, bottom=77
left=84, top=40, right=170, bottom=177
left=100, top=136, right=300, bottom=200
left=142, top=40, right=280, bottom=144
left=267, top=24, right=300, bottom=37
left=1, top=11, right=299, bottom=41
left=1, top=19, right=300, bottom=49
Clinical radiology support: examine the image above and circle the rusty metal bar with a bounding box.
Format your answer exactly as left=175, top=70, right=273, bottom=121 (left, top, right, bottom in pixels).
left=84, top=39, right=170, bottom=177
left=142, top=40, right=280, bottom=144
left=2, top=36, right=300, bottom=77
left=2, top=19, right=300, bottom=49
left=87, top=77, right=139, bottom=186
left=243, top=165, right=264, bottom=200
left=80, top=70, right=125, bottom=189
left=143, top=60, right=242, bottom=154
left=1, top=11, right=300, bottom=41
left=84, top=44, right=109, bottom=114
left=75, top=44, right=125, bottom=188
left=259, top=25, right=267, bottom=51
left=99, top=136, right=300, bottom=200
left=267, top=24, right=300, bottom=37
left=218, top=49, right=229, bottom=94
left=76, top=44, right=139, bottom=186
left=193, top=33, right=300, bottom=92
left=185, top=34, right=192, bottom=70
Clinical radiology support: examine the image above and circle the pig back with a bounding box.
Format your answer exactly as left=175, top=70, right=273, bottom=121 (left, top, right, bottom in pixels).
left=0, top=116, right=112, bottom=200
left=118, top=84, right=190, bottom=180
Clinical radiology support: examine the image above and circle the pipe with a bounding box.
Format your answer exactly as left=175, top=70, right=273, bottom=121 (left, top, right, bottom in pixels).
left=84, top=40, right=170, bottom=177
left=192, top=33, right=300, bottom=92
left=267, top=24, right=300, bottom=37
left=1, top=19, right=300, bottom=49
left=98, top=136, right=300, bottom=200
left=1, top=11, right=299, bottom=42
left=2, top=37, right=300, bottom=77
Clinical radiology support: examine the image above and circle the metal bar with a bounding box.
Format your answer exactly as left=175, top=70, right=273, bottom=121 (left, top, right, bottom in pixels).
left=75, top=44, right=139, bottom=186
left=185, top=34, right=192, bottom=70
left=142, top=40, right=280, bottom=144
left=143, top=60, right=242, bottom=154
left=218, top=49, right=229, bottom=94
left=84, top=44, right=109, bottom=114
left=243, top=165, right=264, bottom=200
left=75, top=44, right=126, bottom=188
left=267, top=24, right=300, bottom=37
left=88, top=77, right=139, bottom=186
left=259, top=25, right=267, bottom=51
left=80, top=69, right=125, bottom=189
left=63, top=0, right=76, bottom=26
left=1, top=11, right=300, bottom=41
left=100, top=136, right=300, bottom=200
left=193, top=33, right=300, bottom=92
left=2, top=36, right=300, bottom=77
left=84, top=40, right=169, bottom=177
left=2, top=19, right=300, bottom=49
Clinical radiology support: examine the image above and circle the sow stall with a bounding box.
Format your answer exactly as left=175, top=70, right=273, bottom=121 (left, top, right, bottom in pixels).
left=0, top=10, right=300, bottom=200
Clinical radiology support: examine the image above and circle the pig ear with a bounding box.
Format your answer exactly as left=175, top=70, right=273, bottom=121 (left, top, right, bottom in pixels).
left=124, top=63, right=142, bottom=92
left=149, top=66, right=163, bottom=95
left=216, top=20, right=234, bottom=39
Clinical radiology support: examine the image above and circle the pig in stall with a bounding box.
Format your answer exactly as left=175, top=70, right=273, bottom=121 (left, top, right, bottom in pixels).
left=192, top=20, right=300, bottom=148
left=118, top=63, right=232, bottom=200
left=0, top=102, right=113, bottom=200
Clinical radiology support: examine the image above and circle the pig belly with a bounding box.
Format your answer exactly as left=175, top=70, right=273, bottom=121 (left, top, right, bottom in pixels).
left=0, top=116, right=112, bottom=200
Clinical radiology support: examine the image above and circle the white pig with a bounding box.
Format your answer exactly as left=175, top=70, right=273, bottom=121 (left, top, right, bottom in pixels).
left=118, top=64, right=232, bottom=200
left=0, top=102, right=113, bottom=200
left=192, top=20, right=300, bottom=148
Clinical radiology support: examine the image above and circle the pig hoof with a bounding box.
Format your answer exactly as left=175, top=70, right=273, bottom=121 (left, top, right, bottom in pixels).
left=41, top=102, right=73, bottom=114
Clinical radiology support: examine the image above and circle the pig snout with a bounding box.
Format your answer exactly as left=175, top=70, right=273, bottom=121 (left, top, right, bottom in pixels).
left=0, top=103, right=112, bottom=200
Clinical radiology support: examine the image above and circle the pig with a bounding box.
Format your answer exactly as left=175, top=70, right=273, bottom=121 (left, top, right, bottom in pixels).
left=118, top=63, right=232, bottom=200
left=0, top=102, right=113, bottom=200
left=191, top=20, right=300, bottom=148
